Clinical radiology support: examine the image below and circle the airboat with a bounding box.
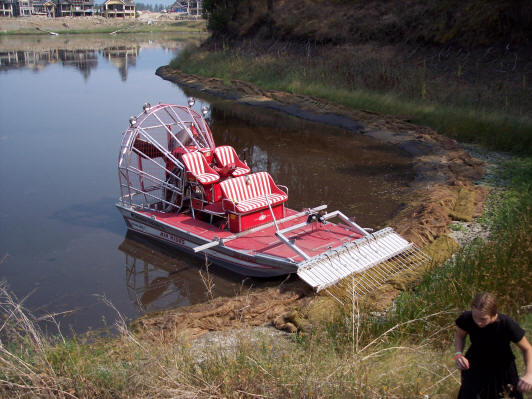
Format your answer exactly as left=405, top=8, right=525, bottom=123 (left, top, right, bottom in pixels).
left=117, top=101, right=428, bottom=295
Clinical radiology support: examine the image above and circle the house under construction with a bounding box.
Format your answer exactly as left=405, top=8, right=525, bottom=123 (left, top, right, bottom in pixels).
left=171, top=0, right=202, bottom=16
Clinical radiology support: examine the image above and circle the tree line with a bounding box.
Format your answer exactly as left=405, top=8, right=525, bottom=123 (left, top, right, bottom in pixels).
left=135, top=3, right=169, bottom=12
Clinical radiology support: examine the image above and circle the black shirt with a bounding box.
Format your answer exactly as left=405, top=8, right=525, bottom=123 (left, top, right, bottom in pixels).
left=456, top=311, right=525, bottom=367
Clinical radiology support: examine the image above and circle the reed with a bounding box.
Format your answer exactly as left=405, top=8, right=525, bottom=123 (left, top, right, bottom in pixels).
left=0, top=280, right=462, bottom=398
left=170, top=45, right=532, bottom=154
left=357, top=155, right=531, bottom=341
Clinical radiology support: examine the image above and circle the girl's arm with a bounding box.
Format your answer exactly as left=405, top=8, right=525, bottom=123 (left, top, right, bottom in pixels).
left=516, top=336, right=532, bottom=392
left=454, top=326, right=470, bottom=370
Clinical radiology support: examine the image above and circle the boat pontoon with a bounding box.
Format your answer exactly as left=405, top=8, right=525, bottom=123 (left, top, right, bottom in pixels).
left=117, top=102, right=428, bottom=295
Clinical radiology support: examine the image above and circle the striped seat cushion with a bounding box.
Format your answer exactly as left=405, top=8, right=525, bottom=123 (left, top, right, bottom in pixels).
left=214, top=146, right=250, bottom=177
left=214, top=146, right=236, bottom=165
left=195, top=172, right=219, bottom=185
left=220, top=172, right=288, bottom=213
left=233, top=193, right=288, bottom=213
left=182, top=151, right=220, bottom=185
left=232, top=167, right=250, bottom=177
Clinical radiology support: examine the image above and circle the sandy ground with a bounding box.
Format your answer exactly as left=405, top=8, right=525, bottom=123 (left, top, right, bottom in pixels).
left=0, top=13, right=198, bottom=33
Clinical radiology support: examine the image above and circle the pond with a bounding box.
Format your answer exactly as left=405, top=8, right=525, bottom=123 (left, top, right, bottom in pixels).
left=0, top=33, right=414, bottom=335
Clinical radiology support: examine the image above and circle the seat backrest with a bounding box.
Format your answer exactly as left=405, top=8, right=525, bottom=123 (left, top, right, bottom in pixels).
left=214, top=146, right=237, bottom=167
left=220, top=172, right=272, bottom=203
left=181, top=151, right=207, bottom=176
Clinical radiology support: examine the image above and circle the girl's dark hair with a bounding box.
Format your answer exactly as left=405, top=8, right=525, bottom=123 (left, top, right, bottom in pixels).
left=471, top=292, right=497, bottom=316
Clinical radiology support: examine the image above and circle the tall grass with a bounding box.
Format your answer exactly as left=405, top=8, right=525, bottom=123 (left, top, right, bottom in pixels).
left=345, top=156, right=532, bottom=343
left=170, top=45, right=532, bottom=154
left=0, top=279, right=463, bottom=398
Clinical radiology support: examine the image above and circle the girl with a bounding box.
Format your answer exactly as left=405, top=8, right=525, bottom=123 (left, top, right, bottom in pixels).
left=455, top=292, right=532, bottom=398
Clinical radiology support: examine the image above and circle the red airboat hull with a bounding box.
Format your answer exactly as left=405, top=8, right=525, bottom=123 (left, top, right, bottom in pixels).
left=117, top=103, right=428, bottom=291
left=116, top=204, right=364, bottom=278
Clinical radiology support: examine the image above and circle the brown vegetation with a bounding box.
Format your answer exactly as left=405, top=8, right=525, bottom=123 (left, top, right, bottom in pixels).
left=207, top=0, right=532, bottom=47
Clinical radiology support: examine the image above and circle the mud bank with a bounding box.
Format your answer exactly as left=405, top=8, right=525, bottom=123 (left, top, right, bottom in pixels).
left=131, top=66, right=489, bottom=340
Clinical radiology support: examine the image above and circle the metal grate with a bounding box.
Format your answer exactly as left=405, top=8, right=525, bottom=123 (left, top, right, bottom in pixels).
left=297, top=228, right=430, bottom=295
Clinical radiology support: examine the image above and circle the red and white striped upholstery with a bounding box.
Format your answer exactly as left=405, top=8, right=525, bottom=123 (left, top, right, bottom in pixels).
left=181, top=151, right=220, bottom=185
left=220, top=172, right=288, bottom=213
left=214, top=146, right=251, bottom=177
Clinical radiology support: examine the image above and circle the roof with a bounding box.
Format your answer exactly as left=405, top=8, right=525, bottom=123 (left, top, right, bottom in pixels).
left=103, top=0, right=135, bottom=5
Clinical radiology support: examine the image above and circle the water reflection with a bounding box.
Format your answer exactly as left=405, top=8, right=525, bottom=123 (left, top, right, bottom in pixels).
left=204, top=100, right=415, bottom=228
left=102, top=46, right=138, bottom=81
left=58, top=49, right=98, bottom=79
left=0, top=49, right=60, bottom=71
left=119, top=232, right=251, bottom=312
left=0, top=33, right=201, bottom=79
left=0, top=46, right=136, bottom=80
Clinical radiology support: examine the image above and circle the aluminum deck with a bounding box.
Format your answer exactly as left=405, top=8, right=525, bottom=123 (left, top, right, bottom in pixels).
left=137, top=208, right=364, bottom=263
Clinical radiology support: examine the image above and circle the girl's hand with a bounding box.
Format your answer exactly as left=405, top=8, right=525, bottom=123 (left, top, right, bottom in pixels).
left=455, top=354, right=469, bottom=370
left=517, top=373, right=532, bottom=392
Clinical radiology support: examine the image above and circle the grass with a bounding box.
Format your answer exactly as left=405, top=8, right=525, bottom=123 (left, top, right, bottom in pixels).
left=0, top=282, right=460, bottom=397
left=0, top=19, right=207, bottom=36
left=1, top=157, right=531, bottom=397
left=170, top=44, right=532, bottom=154
left=450, top=223, right=466, bottom=232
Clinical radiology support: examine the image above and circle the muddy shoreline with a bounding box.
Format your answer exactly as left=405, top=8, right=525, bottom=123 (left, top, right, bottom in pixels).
left=126, top=66, right=490, bottom=340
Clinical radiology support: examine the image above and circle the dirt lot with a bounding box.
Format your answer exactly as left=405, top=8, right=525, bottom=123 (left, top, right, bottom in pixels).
left=0, top=13, right=201, bottom=34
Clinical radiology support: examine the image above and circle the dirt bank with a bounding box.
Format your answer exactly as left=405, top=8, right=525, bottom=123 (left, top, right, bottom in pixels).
left=0, top=14, right=205, bottom=34
left=127, top=66, right=488, bottom=341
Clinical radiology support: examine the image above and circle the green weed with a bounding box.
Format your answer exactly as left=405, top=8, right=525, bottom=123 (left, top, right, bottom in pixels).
left=171, top=46, right=532, bottom=154
left=450, top=223, right=466, bottom=232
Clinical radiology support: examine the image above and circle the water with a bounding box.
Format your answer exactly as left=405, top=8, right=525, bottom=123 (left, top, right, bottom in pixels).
left=0, top=33, right=414, bottom=335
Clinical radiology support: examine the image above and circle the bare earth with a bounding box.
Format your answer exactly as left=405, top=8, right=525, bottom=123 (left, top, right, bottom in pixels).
left=0, top=13, right=189, bottom=33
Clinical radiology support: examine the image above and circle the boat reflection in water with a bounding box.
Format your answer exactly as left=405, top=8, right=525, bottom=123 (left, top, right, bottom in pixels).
left=119, top=232, right=255, bottom=313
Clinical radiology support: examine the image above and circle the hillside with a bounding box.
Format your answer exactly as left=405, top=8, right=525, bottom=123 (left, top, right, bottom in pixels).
left=204, top=0, right=532, bottom=47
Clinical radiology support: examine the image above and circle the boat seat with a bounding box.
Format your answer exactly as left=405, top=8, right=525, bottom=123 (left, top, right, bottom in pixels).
left=214, top=146, right=251, bottom=178
left=220, top=172, right=288, bottom=232
left=181, top=151, right=220, bottom=185
left=220, top=172, right=288, bottom=214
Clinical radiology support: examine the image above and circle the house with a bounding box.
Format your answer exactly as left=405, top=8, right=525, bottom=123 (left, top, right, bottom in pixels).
left=171, top=0, right=202, bottom=16
left=0, top=0, right=14, bottom=16
left=42, top=0, right=54, bottom=16
left=102, top=0, right=135, bottom=18
left=12, top=0, right=33, bottom=15
left=32, top=0, right=49, bottom=15
left=55, top=0, right=72, bottom=16
left=70, top=0, right=94, bottom=16
left=33, top=0, right=93, bottom=16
